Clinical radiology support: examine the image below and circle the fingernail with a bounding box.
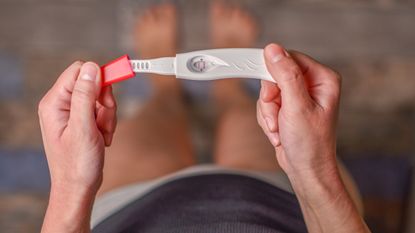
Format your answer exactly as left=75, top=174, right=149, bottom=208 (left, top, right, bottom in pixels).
left=266, top=44, right=287, bottom=64
left=80, top=62, right=98, bottom=82
left=265, top=116, right=276, bottom=131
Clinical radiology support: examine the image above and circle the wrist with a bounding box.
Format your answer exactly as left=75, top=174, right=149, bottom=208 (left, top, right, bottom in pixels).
left=43, top=187, right=95, bottom=233
left=286, top=154, right=345, bottom=208
left=50, top=171, right=103, bottom=197
left=286, top=158, right=369, bottom=232
left=283, top=145, right=338, bottom=178
left=50, top=183, right=96, bottom=205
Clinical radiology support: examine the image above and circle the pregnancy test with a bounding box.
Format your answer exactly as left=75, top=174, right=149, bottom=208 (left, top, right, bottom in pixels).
left=101, top=48, right=274, bottom=86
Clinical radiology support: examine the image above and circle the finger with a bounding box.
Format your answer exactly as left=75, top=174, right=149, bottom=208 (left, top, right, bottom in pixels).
left=256, top=100, right=266, bottom=129
left=211, top=0, right=226, bottom=16
left=98, top=85, right=116, bottom=108
left=269, top=133, right=281, bottom=148
left=49, top=61, right=84, bottom=96
left=260, top=80, right=281, bottom=103
left=258, top=98, right=279, bottom=133
left=96, top=86, right=117, bottom=146
left=104, top=133, right=114, bottom=147
left=259, top=81, right=281, bottom=133
left=38, top=61, right=83, bottom=135
left=148, top=6, right=158, bottom=20
left=290, top=51, right=341, bottom=109
left=97, top=104, right=116, bottom=146
left=264, top=43, right=313, bottom=110
left=256, top=100, right=280, bottom=147
left=69, top=62, right=102, bottom=130
left=159, top=2, right=176, bottom=18
left=41, top=61, right=83, bottom=112
left=289, top=51, right=329, bottom=77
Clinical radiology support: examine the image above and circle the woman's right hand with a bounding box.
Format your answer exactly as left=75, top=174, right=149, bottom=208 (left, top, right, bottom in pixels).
left=258, top=43, right=370, bottom=233
left=257, top=43, right=341, bottom=177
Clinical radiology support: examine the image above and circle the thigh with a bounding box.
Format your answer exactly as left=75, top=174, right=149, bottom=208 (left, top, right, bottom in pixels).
left=214, top=104, right=280, bottom=172
left=99, top=97, right=195, bottom=195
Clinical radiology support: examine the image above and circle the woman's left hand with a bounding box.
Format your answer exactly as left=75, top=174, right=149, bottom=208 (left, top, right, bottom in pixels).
left=39, top=61, right=117, bottom=233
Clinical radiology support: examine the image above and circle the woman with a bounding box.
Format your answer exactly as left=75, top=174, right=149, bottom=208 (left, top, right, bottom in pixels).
left=38, top=2, right=369, bottom=233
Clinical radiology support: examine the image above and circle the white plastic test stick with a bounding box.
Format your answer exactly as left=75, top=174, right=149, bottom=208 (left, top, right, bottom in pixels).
left=129, top=48, right=275, bottom=83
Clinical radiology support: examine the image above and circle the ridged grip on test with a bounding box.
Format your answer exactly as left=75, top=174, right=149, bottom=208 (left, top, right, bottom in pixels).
left=101, top=55, right=135, bottom=86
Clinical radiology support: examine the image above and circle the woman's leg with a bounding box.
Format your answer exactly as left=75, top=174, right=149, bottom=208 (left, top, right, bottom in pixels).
left=210, top=2, right=277, bottom=171
left=99, top=3, right=194, bottom=195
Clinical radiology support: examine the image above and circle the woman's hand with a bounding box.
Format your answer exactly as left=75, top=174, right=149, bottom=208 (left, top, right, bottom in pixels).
left=258, top=43, right=370, bottom=233
left=257, top=43, right=341, bottom=177
left=39, top=61, right=117, bottom=233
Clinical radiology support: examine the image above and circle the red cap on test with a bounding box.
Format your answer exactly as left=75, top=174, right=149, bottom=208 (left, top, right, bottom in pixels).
left=101, top=55, right=135, bottom=86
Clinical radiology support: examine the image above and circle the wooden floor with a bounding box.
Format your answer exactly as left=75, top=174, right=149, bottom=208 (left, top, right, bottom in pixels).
left=0, top=0, right=414, bottom=232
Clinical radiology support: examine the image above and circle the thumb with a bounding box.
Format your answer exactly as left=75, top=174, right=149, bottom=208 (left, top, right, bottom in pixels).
left=69, top=62, right=101, bottom=128
left=264, top=43, right=312, bottom=110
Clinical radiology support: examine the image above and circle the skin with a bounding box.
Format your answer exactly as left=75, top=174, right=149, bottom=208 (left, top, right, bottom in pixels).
left=210, top=1, right=278, bottom=171
left=40, top=2, right=370, bottom=233
left=257, top=44, right=370, bottom=233
left=39, top=62, right=116, bottom=232
left=98, top=3, right=194, bottom=194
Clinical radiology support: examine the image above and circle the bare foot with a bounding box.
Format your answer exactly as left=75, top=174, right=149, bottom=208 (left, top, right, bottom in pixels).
left=209, top=1, right=259, bottom=104
left=210, top=1, right=259, bottom=48
left=134, top=3, right=180, bottom=92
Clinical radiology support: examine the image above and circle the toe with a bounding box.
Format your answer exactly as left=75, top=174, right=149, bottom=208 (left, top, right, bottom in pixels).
left=163, top=2, right=176, bottom=12
left=148, top=6, right=158, bottom=20
left=141, top=8, right=152, bottom=21
left=211, top=1, right=224, bottom=16
left=156, top=3, right=175, bottom=19
left=232, top=7, right=243, bottom=17
left=164, top=3, right=176, bottom=18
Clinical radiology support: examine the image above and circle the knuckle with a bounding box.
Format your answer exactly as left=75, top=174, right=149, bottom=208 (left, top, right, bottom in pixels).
left=84, top=61, right=99, bottom=69
left=73, top=60, right=84, bottom=66
left=329, top=69, right=342, bottom=93
left=73, top=81, right=95, bottom=99
left=291, top=104, right=312, bottom=116
left=256, top=102, right=263, bottom=121
left=325, top=68, right=341, bottom=82
left=57, top=85, right=70, bottom=97
left=37, top=103, right=44, bottom=117
left=331, top=69, right=342, bottom=84
left=321, top=67, right=342, bottom=94
left=108, top=97, right=117, bottom=110
left=257, top=116, right=265, bottom=131
left=280, top=63, right=303, bottom=83
left=38, top=96, right=49, bottom=117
